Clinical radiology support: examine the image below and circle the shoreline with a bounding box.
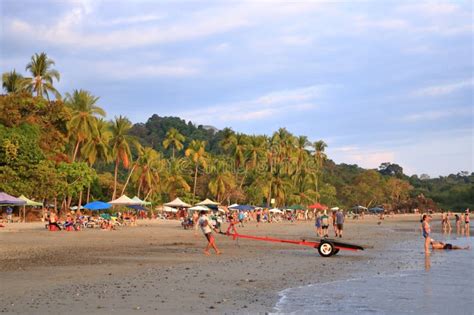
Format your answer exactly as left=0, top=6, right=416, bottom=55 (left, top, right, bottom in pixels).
left=0, top=215, right=460, bottom=314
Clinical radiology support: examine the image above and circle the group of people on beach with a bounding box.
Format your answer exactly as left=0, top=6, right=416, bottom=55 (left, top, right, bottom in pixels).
left=45, top=210, right=137, bottom=231
left=421, top=209, right=470, bottom=254
left=314, top=209, right=345, bottom=238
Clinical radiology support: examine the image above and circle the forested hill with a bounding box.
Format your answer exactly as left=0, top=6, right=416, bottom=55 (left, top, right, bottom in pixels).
left=130, top=115, right=225, bottom=156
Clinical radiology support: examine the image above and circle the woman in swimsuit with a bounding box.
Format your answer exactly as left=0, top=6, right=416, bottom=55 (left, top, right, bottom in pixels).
left=464, top=210, right=470, bottom=236
left=430, top=240, right=470, bottom=250
left=421, top=214, right=431, bottom=254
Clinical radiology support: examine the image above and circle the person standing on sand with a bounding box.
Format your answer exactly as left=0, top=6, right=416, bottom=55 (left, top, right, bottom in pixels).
left=321, top=211, right=329, bottom=238
left=336, top=209, right=345, bottom=238
left=331, top=210, right=338, bottom=237
left=314, top=212, right=322, bottom=237
left=6, top=206, right=13, bottom=223
left=421, top=214, right=431, bottom=254
left=192, top=210, right=199, bottom=236
left=238, top=211, right=245, bottom=227
left=198, top=210, right=221, bottom=256
left=256, top=209, right=262, bottom=227
left=455, top=214, right=461, bottom=235
left=464, top=209, right=470, bottom=236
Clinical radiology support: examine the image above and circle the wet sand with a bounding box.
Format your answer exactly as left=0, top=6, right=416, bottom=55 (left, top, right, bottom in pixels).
left=0, top=215, right=433, bottom=314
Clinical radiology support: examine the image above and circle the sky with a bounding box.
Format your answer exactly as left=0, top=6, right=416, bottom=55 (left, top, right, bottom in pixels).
left=1, top=0, right=473, bottom=177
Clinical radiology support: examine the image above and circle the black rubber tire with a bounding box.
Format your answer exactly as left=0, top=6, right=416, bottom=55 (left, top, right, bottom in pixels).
left=318, top=240, right=335, bottom=257
left=333, top=248, right=340, bottom=255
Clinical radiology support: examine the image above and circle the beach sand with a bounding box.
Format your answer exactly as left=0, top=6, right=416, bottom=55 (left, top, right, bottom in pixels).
left=0, top=215, right=430, bottom=314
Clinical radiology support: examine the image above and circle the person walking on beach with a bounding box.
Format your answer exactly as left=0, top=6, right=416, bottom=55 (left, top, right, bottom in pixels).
left=421, top=214, right=431, bottom=254
left=256, top=209, right=262, bottom=227
left=464, top=209, right=470, bottom=236
left=331, top=210, right=338, bottom=237
left=6, top=206, right=13, bottom=223
left=198, top=210, right=221, bottom=256
left=314, top=211, right=322, bottom=237
left=321, top=211, right=329, bottom=238
left=238, top=211, right=245, bottom=227
left=336, top=209, right=345, bottom=238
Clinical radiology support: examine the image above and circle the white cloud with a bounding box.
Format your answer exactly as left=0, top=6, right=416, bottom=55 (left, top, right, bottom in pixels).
left=401, top=107, right=472, bottom=123
left=177, top=85, right=327, bottom=123
left=413, top=79, right=474, bottom=97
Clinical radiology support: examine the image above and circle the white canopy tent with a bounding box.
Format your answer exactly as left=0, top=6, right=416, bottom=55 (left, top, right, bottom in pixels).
left=163, top=206, right=178, bottom=213
left=189, top=205, right=211, bottom=212
left=196, top=198, right=220, bottom=206
left=132, top=196, right=152, bottom=206
left=109, top=195, right=141, bottom=205
left=164, top=197, right=191, bottom=208
left=269, top=208, right=283, bottom=214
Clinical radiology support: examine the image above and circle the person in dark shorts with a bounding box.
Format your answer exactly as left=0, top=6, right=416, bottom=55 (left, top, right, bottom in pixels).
left=335, top=209, right=345, bottom=238
left=256, top=209, right=262, bottom=227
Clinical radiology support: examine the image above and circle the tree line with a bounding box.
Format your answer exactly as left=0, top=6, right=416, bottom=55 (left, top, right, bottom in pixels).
left=1, top=52, right=471, bottom=212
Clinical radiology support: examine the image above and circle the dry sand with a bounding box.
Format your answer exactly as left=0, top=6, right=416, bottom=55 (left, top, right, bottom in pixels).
left=0, top=215, right=427, bottom=314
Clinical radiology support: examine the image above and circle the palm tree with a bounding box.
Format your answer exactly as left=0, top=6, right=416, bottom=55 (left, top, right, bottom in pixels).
left=25, top=52, right=61, bottom=100
left=185, top=140, right=208, bottom=203
left=110, top=115, right=136, bottom=200
left=81, top=118, right=111, bottom=203
left=313, top=140, right=328, bottom=201
left=134, top=147, right=162, bottom=199
left=2, top=70, right=28, bottom=93
left=163, top=128, right=185, bottom=159
left=162, top=158, right=191, bottom=199
left=208, top=158, right=236, bottom=202
left=66, top=89, right=106, bottom=162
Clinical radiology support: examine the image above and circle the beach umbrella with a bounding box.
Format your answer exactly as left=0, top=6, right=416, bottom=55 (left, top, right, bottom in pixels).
left=132, top=196, right=152, bottom=206
left=0, top=192, right=26, bottom=205
left=269, top=208, right=283, bottom=214
left=163, top=206, right=178, bottom=213
left=84, top=201, right=111, bottom=211
left=196, top=198, right=220, bottom=206
left=228, top=203, right=239, bottom=208
left=231, top=205, right=254, bottom=211
left=70, top=205, right=84, bottom=210
left=18, top=195, right=42, bottom=222
left=189, top=205, right=211, bottom=212
left=164, top=197, right=191, bottom=208
left=288, top=204, right=305, bottom=210
left=308, top=203, right=327, bottom=210
left=369, top=207, right=384, bottom=213
left=109, top=195, right=141, bottom=206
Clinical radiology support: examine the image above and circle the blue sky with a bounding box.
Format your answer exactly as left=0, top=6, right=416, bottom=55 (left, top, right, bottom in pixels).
left=1, top=0, right=473, bottom=176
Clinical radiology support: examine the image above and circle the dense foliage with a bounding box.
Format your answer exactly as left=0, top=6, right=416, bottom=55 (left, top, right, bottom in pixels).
left=1, top=53, right=472, bottom=212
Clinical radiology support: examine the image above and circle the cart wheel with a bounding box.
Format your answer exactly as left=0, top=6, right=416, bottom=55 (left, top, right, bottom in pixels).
left=318, top=241, right=335, bottom=257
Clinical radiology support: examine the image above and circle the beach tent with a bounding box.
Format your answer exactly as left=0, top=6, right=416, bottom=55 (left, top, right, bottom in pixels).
left=228, top=203, right=239, bottom=208
left=163, top=206, right=178, bottom=213
left=18, top=195, right=42, bottom=206
left=0, top=192, right=26, bottom=205
left=196, top=198, right=220, bottom=206
left=288, top=204, right=305, bottom=210
left=164, top=197, right=191, bottom=208
left=84, top=201, right=111, bottom=211
left=269, top=208, right=283, bottom=214
left=230, top=205, right=254, bottom=211
left=18, top=195, right=42, bottom=222
left=132, top=196, right=152, bottom=206
left=308, top=203, right=328, bottom=210
left=369, top=207, right=384, bottom=214
left=189, top=205, right=210, bottom=212
left=331, top=207, right=340, bottom=211
left=109, top=195, right=141, bottom=206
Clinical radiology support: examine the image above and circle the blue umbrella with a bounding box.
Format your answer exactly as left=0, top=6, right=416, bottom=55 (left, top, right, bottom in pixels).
left=230, top=205, right=255, bottom=211
left=368, top=207, right=384, bottom=213
left=84, top=201, right=111, bottom=211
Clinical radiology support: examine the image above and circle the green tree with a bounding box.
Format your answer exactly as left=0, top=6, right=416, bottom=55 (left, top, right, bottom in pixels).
left=25, top=52, right=61, bottom=100
left=185, top=140, right=208, bottom=203
left=163, top=127, right=185, bottom=159
left=2, top=70, right=28, bottom=93
left=110, top=115, right=136, bottom=200
left=66, top=89, right=106, bottom=161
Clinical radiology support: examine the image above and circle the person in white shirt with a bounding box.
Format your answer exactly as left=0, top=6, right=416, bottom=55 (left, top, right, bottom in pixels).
left=198, top=211, right=221, bottom=255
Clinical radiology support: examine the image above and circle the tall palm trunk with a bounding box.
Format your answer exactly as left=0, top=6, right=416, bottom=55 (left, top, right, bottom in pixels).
left=86, top=184, right=91, bottom=203
left=121, top=164, right=137, bottom=196
left=72, top=139, right=81, bottom=162
left=112, top=157, right=119, bottom=200
left=192, top=163, right=198, bottom=204
left=172, top=147, right=175, bottom=160
left=77, top=190, right=83, bottom=213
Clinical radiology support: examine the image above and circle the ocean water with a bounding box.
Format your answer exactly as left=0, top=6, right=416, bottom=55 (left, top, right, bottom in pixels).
left=273, top=236, right=473, bottom=314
